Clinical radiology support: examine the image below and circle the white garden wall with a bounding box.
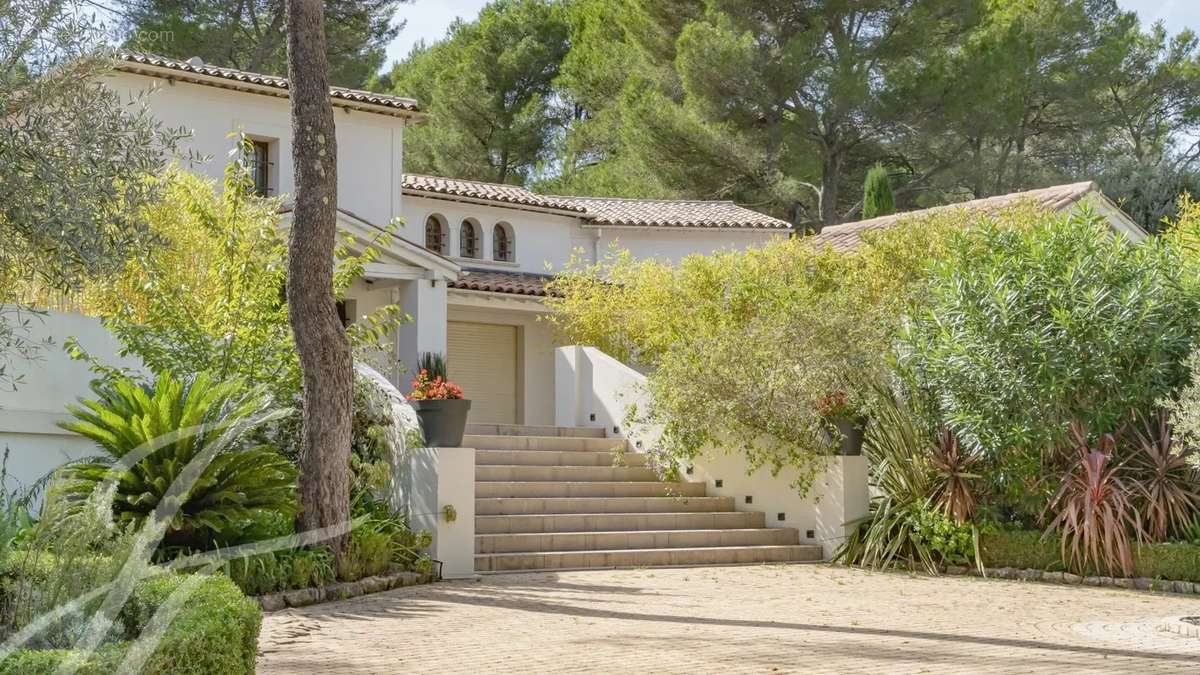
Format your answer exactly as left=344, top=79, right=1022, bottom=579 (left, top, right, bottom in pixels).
left=0, top=310, right=145, bottom=494
left=554, top=345, right=869, bottom=558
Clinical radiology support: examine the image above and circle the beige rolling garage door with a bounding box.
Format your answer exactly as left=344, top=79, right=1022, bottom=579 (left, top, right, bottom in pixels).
left=447, top=322, right=519, bottom=424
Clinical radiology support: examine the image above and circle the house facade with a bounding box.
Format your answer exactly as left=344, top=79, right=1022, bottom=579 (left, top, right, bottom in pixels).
left=104, top=53, right=792, bottom=426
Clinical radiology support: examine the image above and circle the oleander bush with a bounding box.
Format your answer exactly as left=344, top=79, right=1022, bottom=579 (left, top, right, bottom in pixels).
left=901, top=209, right=1200, bottom=506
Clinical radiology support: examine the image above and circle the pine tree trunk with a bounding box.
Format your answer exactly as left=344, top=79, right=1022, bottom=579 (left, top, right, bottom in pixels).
left=286, top=0, right=353, bottom=565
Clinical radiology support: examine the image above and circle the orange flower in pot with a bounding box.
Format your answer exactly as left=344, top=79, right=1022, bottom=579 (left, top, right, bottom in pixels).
left=407, top=364, right=471, bottom=447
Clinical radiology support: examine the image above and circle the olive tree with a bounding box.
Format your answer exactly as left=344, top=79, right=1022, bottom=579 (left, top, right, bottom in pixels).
left=0, top=0, right=184, bottom=388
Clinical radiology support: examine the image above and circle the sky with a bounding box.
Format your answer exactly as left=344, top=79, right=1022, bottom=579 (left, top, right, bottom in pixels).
left=383, top=1, right=1200, bottom=70
left=385, top=0, right=491, bottom=64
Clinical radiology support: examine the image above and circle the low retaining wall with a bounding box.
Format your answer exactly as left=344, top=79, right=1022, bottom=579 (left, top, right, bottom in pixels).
left=257, top=570, right=438, bottom=611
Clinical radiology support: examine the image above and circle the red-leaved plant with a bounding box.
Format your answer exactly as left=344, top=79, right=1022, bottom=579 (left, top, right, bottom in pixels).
left=1043, top=422, right=1143, bottom=577
left=1128, top=410, right=1200, bottom=542
left=930, top=428, right=980, bottom=524
left=407, top=369, right=464, bottom=401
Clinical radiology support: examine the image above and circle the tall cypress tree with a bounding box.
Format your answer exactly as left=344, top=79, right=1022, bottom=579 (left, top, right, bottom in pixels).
left=862, top=164, right=895, bottom=220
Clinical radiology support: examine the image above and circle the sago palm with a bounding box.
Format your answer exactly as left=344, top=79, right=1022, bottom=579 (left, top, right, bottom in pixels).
left=56, top=371, right=298, bottom=551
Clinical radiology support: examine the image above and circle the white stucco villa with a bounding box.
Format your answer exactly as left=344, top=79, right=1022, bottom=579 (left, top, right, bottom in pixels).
left=101, top=53, right=793, bottom=427
left=0, top=53, right=1147, bottom=575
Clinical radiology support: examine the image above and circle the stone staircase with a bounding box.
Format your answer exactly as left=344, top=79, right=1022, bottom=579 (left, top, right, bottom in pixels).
left=468, top=424, right=823, bottom=573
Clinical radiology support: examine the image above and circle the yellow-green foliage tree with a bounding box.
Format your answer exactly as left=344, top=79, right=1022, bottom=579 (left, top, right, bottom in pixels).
left=77, top=148, right=403, bottom=400
left=547, top=203, right=1057, bottom=492
left=545, top=206, right=993, bottom=492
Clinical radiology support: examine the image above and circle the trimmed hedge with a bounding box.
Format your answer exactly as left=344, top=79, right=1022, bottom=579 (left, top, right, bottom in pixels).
left=0, top=572, right=261, bottom=675
left=980, top=530, right=1200, bottom=582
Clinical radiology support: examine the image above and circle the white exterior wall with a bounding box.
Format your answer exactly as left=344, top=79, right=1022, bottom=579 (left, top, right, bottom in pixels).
left=0, top=311, right=145, bottom=495
left=401, top=195, right=590, bottom=273
left=104, top=71, right=408, bottom=228
left=595, top=228, right=782, bottom=264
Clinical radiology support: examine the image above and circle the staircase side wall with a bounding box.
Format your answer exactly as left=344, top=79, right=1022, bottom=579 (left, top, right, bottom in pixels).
left=554, top=345, right=869, bottom=560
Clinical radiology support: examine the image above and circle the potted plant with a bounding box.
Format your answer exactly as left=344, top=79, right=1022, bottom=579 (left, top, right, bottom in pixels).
left=407, top=353, right=471, bottom=447
left=817, top=391, right=865, bottom=456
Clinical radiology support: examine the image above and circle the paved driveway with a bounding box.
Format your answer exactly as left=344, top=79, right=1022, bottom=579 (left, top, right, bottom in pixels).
left=257, top=565, right=1200, bottom=674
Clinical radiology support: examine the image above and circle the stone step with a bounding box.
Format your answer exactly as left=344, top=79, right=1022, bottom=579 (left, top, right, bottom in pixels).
left=475, top=481, right=706, bottom=499
left=475, top=544, right=823, bottom=572
left=476, top=511, right=767, bottom=534
left=476, top=528, right=800, bottom=554
left=476, top=496, right=735, bottom=516
left=466, top=424, right=607, bottom=438
left=463, top=434, right=628, bottom=453
left=475, top=449, right=649, bottom=468
left=475, top=464, right=660, bottom=482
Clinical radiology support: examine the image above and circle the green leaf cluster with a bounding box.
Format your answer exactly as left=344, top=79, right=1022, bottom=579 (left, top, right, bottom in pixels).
left=901, top=209, right=1200, bottom=460
left=56, top=371, right=298, bottom=553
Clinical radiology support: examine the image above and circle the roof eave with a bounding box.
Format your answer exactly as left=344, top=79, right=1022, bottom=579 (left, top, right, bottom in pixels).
left=401, top=188, right=588, bottom=217
left=113, top=62, right=425, bottom=121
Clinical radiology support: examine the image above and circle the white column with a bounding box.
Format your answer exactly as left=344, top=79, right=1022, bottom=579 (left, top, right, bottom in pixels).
left=403, top=446, right=477, bottom=579
left=812, top=456, right=870, bottom=559
left=554, top=346, right=582, bottom=427
left=397, top=276, right=449, bottom=383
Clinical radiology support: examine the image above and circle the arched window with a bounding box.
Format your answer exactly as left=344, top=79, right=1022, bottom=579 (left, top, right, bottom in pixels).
left=493, top=222, right=514, bottom=262
left=460, top=219, right=481, bottom=258
left=424, top=214, right=447, bottom=254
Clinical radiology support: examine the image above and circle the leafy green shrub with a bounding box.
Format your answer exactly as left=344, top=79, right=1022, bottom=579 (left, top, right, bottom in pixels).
left=342, top=530, right=394, bottom=581
left=902, top=210, right=1200, bottom=467
left=0, top=644, right=125, bottom=675
left=978, top=530, right=1064, bottom=571
left=56, top=371, right=298, bottom=553
left=222, top=546, right=335, bottom=596
left=907, top=508, right=974, bottom=565
left=840, top=386, right=979, bottom=569
left=1133, top=543, right=1200, bottom=582
left=1, top=572, right=259, bottom=675
left=981, top=529, right=1200, bottom=582
left=121, top=573, right=260, bottom=674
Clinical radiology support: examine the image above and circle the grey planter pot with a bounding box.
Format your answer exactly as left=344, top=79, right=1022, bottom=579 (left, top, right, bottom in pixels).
left=834, top=417, right=866, bottom=456
left=411, top=399, right=472, bottom=447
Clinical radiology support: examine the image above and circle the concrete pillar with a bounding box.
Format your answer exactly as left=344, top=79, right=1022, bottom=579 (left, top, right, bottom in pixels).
left=554, top=346, right=581, bottom=427
left=812, top=456, right=870, bottom=559
left=397, top=276, right=448, bottom=385
left=403, top=446, right=476, bottom=579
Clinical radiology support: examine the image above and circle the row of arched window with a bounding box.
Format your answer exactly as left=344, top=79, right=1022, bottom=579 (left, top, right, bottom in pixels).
left=425, top=215, right=514, bottom=262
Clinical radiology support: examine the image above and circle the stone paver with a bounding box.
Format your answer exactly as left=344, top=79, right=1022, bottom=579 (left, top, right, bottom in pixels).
left=257, top=565, right=1200, bottom=674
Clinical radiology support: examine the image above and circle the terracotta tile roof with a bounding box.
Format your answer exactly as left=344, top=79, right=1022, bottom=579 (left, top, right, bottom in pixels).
left=810, top=182, right=1100, bottom=253
left=448, top=269, right=553, bottom=297
left=114, top=52, right=421, bottom=117
left=556, top=197, right=792, bottom=230
left=402, top=174, right=789, bottom=229
left=402, top=174, right=587, bottom=213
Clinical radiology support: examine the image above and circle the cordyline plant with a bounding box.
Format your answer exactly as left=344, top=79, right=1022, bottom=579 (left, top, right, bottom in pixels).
left=836, top=384, right=980, bottom=573
left=1043, top=423, right=1144, bottom=578
left=1127, top=410, right=1200, bottom=542
left=929, top=428, right=981, bottom=524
